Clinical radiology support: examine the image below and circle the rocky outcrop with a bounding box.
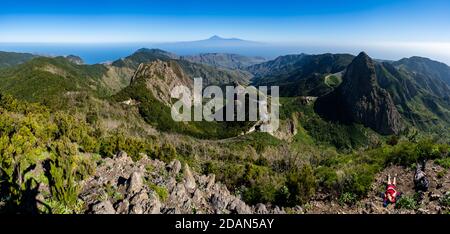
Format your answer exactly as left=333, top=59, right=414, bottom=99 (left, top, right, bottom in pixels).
left=130, top=60, right=193, bottom=106
left=65, top=55, right=84, bottom=65
left=315, top=52, right=404, bottom=135
left=81, top=152, right=295, bottom=214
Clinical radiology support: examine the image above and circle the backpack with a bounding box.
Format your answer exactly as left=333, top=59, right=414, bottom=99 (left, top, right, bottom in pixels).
left=414, top=161, right=429, bottom=192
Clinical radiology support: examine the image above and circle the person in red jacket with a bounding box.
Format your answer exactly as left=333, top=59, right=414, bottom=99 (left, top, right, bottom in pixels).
left=382, top=174, right=401, bottom=207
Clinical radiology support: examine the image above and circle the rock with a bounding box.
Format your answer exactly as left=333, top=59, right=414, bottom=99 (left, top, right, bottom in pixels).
left=228, top=198, right=252, bottom=214
left=115, top=200, right=130, bottom=214
left=206, top=174, right=215, bottom=190
left=255, top=203, right=268, bottom=214
left=211, top=193, right=230, bottom=212
left=192, top=189, right=205, bottom=204
left=129, top=191, right=149, bottom=214
left=127, top=172, right=144, bottom=195
left=148, top=192, right=161, bottom=214
left=92, top=200, right=116, bottom=214
left=273, top=206, right=285, bottom=214
left=183, top=164, right=196, bottom=193
left=315, top=52, right=403, bottom=134
left=294, top=205, right=304, bottom=214
left=170, top=160, right=182, bottom=175
left=429, top=192, right=441, bottom=201
left=417, top=208, right=429, bottom=214
left=116, top=151, right=128, bottom=159
left=435, top=206, right=442, bottom=213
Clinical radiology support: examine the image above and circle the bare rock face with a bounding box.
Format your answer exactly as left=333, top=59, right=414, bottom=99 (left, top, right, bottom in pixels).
left=315, top=52, right=403, bottom=135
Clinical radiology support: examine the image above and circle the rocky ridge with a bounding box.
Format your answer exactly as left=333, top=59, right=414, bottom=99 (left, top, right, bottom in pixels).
left=82, top=152, right=295, bottom=214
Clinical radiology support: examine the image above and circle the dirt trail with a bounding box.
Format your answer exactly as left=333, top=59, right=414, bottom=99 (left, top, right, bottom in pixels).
left=307, top=161, right=450, bottom=214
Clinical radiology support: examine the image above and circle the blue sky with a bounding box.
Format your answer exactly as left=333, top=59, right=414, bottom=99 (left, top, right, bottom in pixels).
left=1, top=0, right=450, bottom=63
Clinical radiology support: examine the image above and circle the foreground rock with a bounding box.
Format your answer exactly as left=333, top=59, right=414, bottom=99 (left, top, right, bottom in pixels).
left=81, top=152, right=290, bottom=214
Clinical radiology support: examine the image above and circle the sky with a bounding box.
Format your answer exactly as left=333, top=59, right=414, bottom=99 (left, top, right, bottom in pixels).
left=1, top=0, right=450, bottom=63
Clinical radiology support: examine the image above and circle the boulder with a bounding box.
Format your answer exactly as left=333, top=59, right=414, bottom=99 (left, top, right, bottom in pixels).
left=115, top=200, right=130, bottom=214
left=148, top=192, right=162, bottom=214
left=183, top=164, right=196, bottom=193
left=127, top=172, right=144, bottom=195
left=255, top=203, right=268, bottom=214
left=170, top=160, right=182, bottom=175
left=92, top=200, right=116, bottom=214
left=130, top=191, right=149, bottom=214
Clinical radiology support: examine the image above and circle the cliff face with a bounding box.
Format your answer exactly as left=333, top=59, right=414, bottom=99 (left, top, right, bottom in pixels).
left=315, top=52, right=403, bottom=135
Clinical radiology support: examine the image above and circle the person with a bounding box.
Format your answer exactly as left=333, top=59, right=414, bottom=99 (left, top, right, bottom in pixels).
left=382, top=174, right=401, bottom=207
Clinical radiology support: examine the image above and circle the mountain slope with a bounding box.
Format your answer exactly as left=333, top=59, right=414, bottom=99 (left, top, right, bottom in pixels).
left=181, top=53, right=266, bottom=69
left=250, top=53, right=354, bottom=96
left=113, top=60, right=253, bottom=139
left=375, top=61, right=450, bottom=132
left=0, top=56, right=129, bottom=105
left=112, top=48, right=178, bottom=69
left=315, top=52, right=404, bottom=135
left=393, top=56, right=450, bottom=86
left=112, top=48, right=253, bottom=86
left=0, top=51, right=37, bottom=68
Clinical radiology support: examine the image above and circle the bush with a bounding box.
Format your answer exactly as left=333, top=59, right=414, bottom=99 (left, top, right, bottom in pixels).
left=440, top=192, right=450, bottom=207
left=242, top=182, right=278, bottom=205
left=47, top=138, right=88, bottom=213
left=395, top=195, right=417, bottom=210
left=338, top=192, right=357, bottom=206
left=435, top=158, right=450, bottom=169
left=285, top=164, right=316, bottom=205
left=315, top=166, right=339, bottom=192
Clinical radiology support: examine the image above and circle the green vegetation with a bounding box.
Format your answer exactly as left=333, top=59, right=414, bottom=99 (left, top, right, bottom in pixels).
left=0, top=52, right=449, bottom=213
left=0, top=94, right=178, bottom=213
left=112, top=79, right=254, bottom=139
left=338, top=192, right=358, bottom=206
left=0, top=51, right=36, bottom=68
left=148, top=183, right=169, bottom=202
left=280, top=97, right=375, bottom=150
left=395, top=195, right=418, bottom=210
left=0, top=56, right=121, bottom=107
left=435, top=158, right=450, bottom=169
left=324, top=74, right=342, bottom=88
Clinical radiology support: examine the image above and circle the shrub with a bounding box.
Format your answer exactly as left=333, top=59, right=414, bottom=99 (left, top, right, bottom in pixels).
left=242, top=182, right=278, bottom=205
left=435, top=158, right=450, bottom=169
left=285, top=164, right=316, bottom=205
left=315, top=166, right=339, bottom=192
left=395, top=195, right=417, bottom=210
left=47, top=140, right=82, bottom=213
left=338, top=192, right=357, bottom=206
left=440, top=192, right=450, bottom=207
